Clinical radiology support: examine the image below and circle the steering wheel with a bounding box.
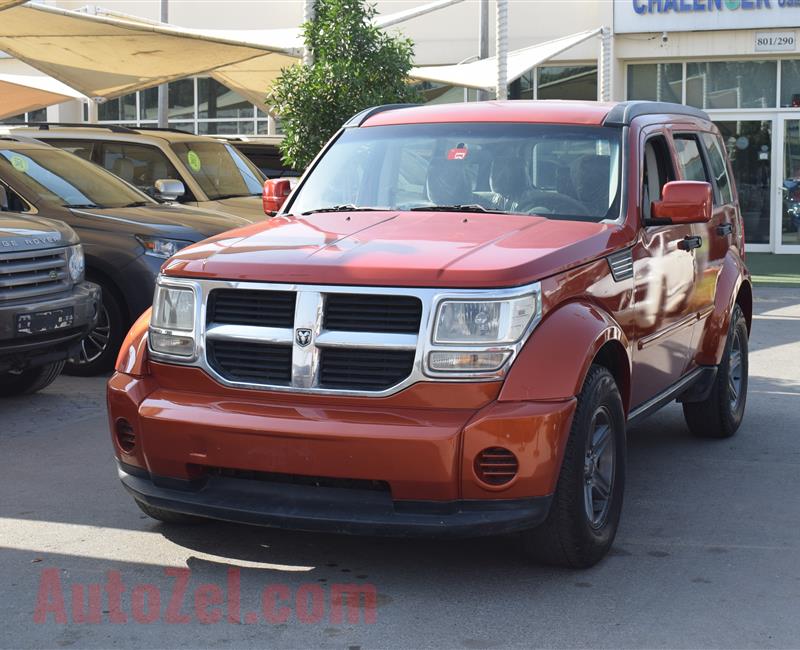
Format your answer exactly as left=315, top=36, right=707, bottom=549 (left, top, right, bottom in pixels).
left=517, top=192, right=588, bottom=216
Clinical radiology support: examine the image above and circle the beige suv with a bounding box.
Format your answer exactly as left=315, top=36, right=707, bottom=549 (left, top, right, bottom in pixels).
left=5, top=125, right=267, bottom=222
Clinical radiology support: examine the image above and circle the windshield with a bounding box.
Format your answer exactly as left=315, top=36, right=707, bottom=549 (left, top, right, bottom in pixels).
left=0, top=147, right=154, bottom=209
left=288, top=123, right=622, bottom=221
left=171, top=141, right=265, bottom=201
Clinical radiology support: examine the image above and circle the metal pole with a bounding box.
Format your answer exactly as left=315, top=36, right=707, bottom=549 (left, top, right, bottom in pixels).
left=476, top=0, right=489, bottom=101
left=495, top=0, right=508, bottom=101
left=599, top=26, right=613, bottom=102
left=157, top=0, right=169, bottom=128
left=303, top=0, right=316, bottom=67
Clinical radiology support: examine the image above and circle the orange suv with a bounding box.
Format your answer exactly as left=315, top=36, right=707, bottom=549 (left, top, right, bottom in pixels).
left=108, top=101, right=751, bottom=568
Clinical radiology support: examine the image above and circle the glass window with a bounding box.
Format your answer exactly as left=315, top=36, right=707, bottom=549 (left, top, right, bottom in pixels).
left=28, top=108, right=47, bottom=122
left=0, top=147, right=154, bottom=209
left=780, top=60, right=800, bottom=109
left=139, top=87, right=159, bottom=121
left=673, top=135, right=708, bottom=183
left=782, top=119, right=800, bottom=246
left=99, top=142, right=182, bottom=199
left=45, top=139, right=98, bottom=163
left=168, top=79, right=195, bottom=120
left=687, top=61, right=777, bottom=110
left=197, top=78, right=253, bottom=120
left=99, top=93, right=136, bottom=122
left=701, top=133, right=733, bottom=205
left=715, top=120, right=772, bottom=245
left=197, top=120, right=254, bottom=136
left=169, top=122, right=196, bottom=134
left=171, top=141, right=265, bottom=200
left=627, top=63, right=682, bottom=103
left=537, top=66, right=597, bottom=101
left=287, top=123, right=622, bottom=222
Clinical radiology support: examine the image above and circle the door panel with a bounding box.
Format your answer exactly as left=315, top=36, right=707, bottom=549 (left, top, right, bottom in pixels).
left=631, top=133, right=698, bottom=408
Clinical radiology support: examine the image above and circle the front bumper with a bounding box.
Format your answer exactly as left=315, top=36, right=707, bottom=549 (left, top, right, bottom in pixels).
left=119, top=461, right=552, bottom=538
left=108, top=363, right=576, bottom=537
left=0, top=281, right=100, bottom=370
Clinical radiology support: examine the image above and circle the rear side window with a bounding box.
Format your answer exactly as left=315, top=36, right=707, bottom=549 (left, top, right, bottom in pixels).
left=44, top=139, right=98, bottom=163
left=673, top=135, right=709, bottom=183
left=701, top=133, right=734, bottom=205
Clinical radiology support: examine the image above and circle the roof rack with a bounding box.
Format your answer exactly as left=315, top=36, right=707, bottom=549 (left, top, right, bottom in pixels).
left=0, top=121, right=139, bottom=134
left=603, top=101, right=709, bottom=127
left=343, top=104, right=421, bottom=128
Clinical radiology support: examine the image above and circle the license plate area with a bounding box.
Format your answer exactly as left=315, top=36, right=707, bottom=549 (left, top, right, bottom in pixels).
left=16, top=307, right=74, bottom=335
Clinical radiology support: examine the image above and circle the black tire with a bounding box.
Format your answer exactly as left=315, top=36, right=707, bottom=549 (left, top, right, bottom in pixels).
left=683, top=304, right=748, bottom=439
left=0, top=360, right=65, bottom=397
left=521, top=365, right=626, bottom=569
left=65, top=279, right=124, bottom=376
left=134, top=499, right=207, bottom=525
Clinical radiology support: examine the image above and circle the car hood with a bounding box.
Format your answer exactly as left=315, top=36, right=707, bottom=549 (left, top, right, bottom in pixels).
left=205, top=196, right=267, bottom=223
left=163, top=211, right=625, bottom=288
left=0, top=213, right=78, bottom=251
left=68, top=203, right=254, bottom=240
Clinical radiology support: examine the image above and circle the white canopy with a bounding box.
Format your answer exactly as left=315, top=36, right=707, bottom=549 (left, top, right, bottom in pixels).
left=0, top=4, right=297, bottom=101
left=0, top=58, right=87, bottom=120
left=411, top=28, right=602, bottom=91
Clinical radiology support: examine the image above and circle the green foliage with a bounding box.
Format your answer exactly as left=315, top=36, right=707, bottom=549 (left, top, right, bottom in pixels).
left=268, top=0, right=421, bottom=170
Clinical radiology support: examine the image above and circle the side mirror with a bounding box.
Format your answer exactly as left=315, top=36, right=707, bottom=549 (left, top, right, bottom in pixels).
left=651, top=181, right=712, bottom=225
left=0, top=186, right=8, bottom=211
left=263, top=178, right=292, bottom=216
left=154, top=179, right=186, bottom=202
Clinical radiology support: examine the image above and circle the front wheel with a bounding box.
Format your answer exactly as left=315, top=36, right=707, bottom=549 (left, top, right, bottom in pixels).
left=683, top=304, right=749, bottom=439
left=521, top=365, right=626, bottom=568
left=0, top=360, right=65, bottom=397
left=65, top=280, right=124, bottom=376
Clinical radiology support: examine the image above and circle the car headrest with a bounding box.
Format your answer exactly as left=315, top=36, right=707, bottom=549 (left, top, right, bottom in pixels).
left=112, top=157, right=135, bottom=183
left=425, top=157, right=471, bottom=206
left=571, top=154, right=610, bottom=213
left=489, top=156, right=529, bottom=199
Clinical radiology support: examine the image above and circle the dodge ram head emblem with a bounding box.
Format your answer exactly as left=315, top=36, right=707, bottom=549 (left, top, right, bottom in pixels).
left=295, top=328, right=312, bottom=347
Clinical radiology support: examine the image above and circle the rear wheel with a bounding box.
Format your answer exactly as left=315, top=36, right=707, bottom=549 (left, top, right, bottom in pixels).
left=134, top=499, right=207, bottom=525
left=521, top=365, right=626, bottom=568
left=0, top=360, right=65, bottom=397
left=65, top=280, right=124, bottom=376
left=683, top=304, right=748, bottom=439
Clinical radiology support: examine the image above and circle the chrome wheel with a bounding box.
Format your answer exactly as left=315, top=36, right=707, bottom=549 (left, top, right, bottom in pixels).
left=76, top=303, right=111, bottom=365
left=728, top=328, right=744, bottom=411
left=583, top=406, right=616, bottom=529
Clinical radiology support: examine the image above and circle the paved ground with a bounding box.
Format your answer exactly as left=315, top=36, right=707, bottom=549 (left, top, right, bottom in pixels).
left=1, top=287, right=799, bottom=649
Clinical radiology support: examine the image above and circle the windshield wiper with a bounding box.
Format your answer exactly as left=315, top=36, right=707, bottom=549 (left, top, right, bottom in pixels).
left=122, top=201, right=150, bottom=208
left=408, top=204, right=505, bottom=214
left=300, top=205, right=389, bottom=216
left=65, top=203, right=99, bottom=209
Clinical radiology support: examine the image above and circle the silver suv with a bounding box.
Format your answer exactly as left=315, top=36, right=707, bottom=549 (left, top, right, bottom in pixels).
left=4, top=124, right=267, bottom=222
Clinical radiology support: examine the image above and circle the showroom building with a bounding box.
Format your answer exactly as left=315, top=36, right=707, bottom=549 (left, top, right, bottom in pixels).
left=5, top=0, right=800, bottom=253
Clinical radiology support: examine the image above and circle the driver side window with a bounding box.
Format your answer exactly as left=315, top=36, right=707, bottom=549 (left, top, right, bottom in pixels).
left=642, top=136, right=676, bottom=222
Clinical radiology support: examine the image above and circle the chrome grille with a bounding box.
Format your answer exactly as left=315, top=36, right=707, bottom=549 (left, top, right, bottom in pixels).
left=204, top=286, right=421, bottom=393
left=0, top=247, right=69, bottom=302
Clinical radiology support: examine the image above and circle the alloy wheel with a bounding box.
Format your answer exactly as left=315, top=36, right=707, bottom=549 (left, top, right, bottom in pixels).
left=76, top=304, right=111, bottom=365
left=583, top=405, right=616, bottom=529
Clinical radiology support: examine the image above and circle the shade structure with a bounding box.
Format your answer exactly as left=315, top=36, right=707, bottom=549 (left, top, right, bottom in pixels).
left=0, top=4, right=297, bottom=101
left=410, top=28, right=602, bottom=91
left=0, top=58, right=87, bottom=120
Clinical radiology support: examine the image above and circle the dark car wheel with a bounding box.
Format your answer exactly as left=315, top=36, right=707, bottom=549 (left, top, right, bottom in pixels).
left=683, top=304, right=749, bottom=439
left=65, top=281, right=125, bottom=376
left=0, top=360, right=65, bottom=397
left=134, top=499, right=207, bottom=525
left=521, top=365, right=626, bottom=569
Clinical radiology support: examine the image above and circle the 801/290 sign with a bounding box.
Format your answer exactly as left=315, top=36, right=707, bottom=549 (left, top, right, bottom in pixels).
left=754, top=31, right=797, bottom=51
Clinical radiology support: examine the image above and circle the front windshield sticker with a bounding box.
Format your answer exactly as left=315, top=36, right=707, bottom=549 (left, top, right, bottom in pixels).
left=10, top=155, right=29, bottom=173
left=447, top=144, right=469, bottom=160
left=187, top=150, right=202, bottom=172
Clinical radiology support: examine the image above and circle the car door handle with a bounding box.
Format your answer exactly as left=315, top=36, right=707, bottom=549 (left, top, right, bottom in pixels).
left=678, top=235, right=702, bottom=251
left=716, top=223, right=733, bottom=236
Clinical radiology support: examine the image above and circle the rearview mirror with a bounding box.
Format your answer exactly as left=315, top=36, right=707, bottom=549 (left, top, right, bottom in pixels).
left=154, top=179, right=186, bottom=202
left=263, top=178, right=292, bottom=216
left=651, top=181, right=712, bottom=225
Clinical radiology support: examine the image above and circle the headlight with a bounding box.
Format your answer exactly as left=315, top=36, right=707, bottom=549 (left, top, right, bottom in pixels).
left=136, top=236, right=192, bottom=259
left=433, top=293, right=540, bottom=344
left=149, top=281, right=196, bottom=358
left=67, top=245, right=84, bottom=282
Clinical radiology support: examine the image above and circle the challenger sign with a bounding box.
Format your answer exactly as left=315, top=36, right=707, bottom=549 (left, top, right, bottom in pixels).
left=614, top=0, right=800, bottom=32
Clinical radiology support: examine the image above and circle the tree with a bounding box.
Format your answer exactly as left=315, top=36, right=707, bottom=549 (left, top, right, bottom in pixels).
left=268, top=0, right=421, bottom=170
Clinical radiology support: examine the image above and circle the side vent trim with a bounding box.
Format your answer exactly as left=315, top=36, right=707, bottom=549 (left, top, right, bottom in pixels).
left=607, top=248, right=634, bottom=282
